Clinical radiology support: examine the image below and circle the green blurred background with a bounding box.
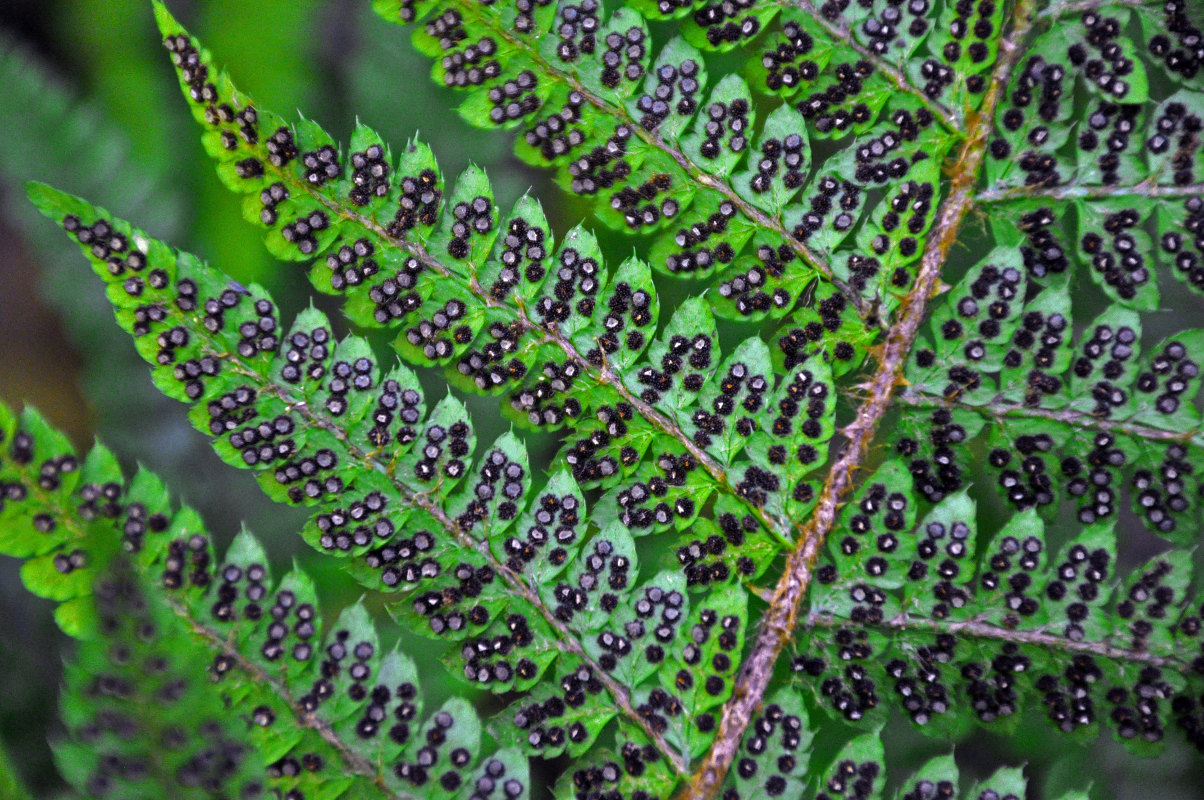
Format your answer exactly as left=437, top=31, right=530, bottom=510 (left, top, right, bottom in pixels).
left=0, top=1, right=1200, bottom=797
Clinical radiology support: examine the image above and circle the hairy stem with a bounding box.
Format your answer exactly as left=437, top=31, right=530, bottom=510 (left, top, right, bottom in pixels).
left=899, top=388, right=1203, bottom=443
left=801, top=610, right=1191, bottom=669
left=977, top=180, right=1204, bottom=203
left=684, top=0, right=1039, bottom=795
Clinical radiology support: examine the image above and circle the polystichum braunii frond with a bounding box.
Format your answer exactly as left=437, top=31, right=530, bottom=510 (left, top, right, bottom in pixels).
left=5, top=0, right=1204, bottom=797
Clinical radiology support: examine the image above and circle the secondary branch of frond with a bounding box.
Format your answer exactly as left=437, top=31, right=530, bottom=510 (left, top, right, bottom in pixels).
left=167, top=596, right=409, bottom=799
left=801, top=611, right=1190, bottom=670
left=684, top=1, right=1040, bottom=796
left=442, top=0, right=892, bottom=326
left=255, top=367, right=694, bottom=776
left=976, top=181, right=1204, bottom=204
left=898, top=389, right=1202, bottom=444
left=785, top=0, right=961, bottom=133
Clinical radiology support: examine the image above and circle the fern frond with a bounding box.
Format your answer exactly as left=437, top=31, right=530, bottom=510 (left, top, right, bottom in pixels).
left=0, top=406, right=526, bottom=798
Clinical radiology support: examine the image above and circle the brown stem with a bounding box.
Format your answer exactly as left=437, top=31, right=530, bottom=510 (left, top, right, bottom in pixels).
left=787, top=0, right=961, bottom=132
left=898, top=388, right=1202, bottom=443
left=682, top=1, right=1039, bottom=795
left=977, top=180, right=1204, bottom=204
left=801, top=611, right=1190, bottom=669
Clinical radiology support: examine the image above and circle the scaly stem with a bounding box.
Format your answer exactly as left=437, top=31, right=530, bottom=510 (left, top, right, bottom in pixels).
left=977, top=180, right=1204, bottom=203
left=683, top=0, right=1040, bottom=795
left=899, top=388, right=1203, bottom=444
left=801, top=611, right=1192, bottom=669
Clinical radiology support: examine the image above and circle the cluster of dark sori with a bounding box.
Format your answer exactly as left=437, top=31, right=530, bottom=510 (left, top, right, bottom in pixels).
left=280, top=208, right=330, bottom=255
left=491, top=215, right=548, bottom=300
left=1045, top=540, right=1111, bottom=642
left=366, top=374, right=423, bottom=450
left=550, top=537, right=630, bottom=622
left=522, top=91, right=587, bottom=162
left=369, top=256, right=425, bottom=324
left=502, top=489, right=581, bottom=573
left=553, top=0, right=599, bottom=62
left=815, top=756, right=881, bottom=800
left=1136, top=339, right=1201, bottom=416
left=988, top=431, right=1057, bottom=511
left=917, top=58, right=956, bottom=100
left=636, top=330, right=715, bottom=404
left=1162, top=197, right=1204, bottom=293
left=716, top=246, right=797, bottom=316
left=510, top=666, right=605, bottom=752
left=425, top=8, right=467, bottom=52
left=692, top=0, right=762, bottom=47
left=815, top=473, right=912, bottom=591
left=363, top=527, right=438, bottom=589
left=388, top=168, right=442, bottom=237
left=1071, top=319, right=1138, bottom=417
left=456, top=320, right=530, bottom=391
left=314, top=490, right=394, bottom=552
left=598, top=25, right=647, bottom=91
left=448, top=195, right=495, bottom=260
left=412, top=560, right=496, bottom=636
left=1133, top=444, right=1197, bottom=535
left=1015, top=207, right=1069, bottom=279
left=1077, top=102, right=1140, bottom=185
left=760, top=20, right=815, bottom=93
left=273, top=445, right=343, bottom=504
left=1080, top=207, right=1151, bottom=301
left=1062, top=432, right=1126, bottom=525
left=868, top=180, right=934, bottom=262
left=561, top=401, right=636, bottom=481
left=587, top=279, right=654, bottom=364
left=280, top=323, right=331, bottom=385
left=301, top=145, right=341, bottom=187
left=1007, top=307, right=1069, bottom=404
left=724, top=701, right=805, bottom=799
left=324, top=237, right=379, bottom=291
left=441, top=36, right=502, bottom=88
left=532, top=243, right=598, bottom=325
left=980, top=532, right=1044, bottom=623
left=792, top=175, right=860, bottom=241
left=610, top=171, right=680, bottom=231
left=909, top=516, right=973, bottom=617
left=677, top=517, right=755, bottom=587
left=510, top=358, right=585, bottom=427
left=795, top=60, right=875, bottom=135
left=413, top=420, right=472, bottom=484
left=456, top=446, right=526, bottom=531
left=692, top=359, right=768, bottom=447
left=1069, top=11, right=1138, bottom=100
left=394, top=709, right=472, bottom=789
left=634, top=58, right=701, bottom=131
left=749, top=132, right=806, bottom=194
left=62, top=215, right=158, bottom=300
left=257, top=181, right=289, bottom=226
left=1148, top=0, right=1204, bottom=78
left=699, top=96, right=750, bottom=160
left=777, top=292, right=856, bottom=368
left=605, top=589, right=685, bottom=673
left=403, top=296, right=470, bottom=360
left=894, top=408, right=968, bottom=503
left=566, top=123, right=633, bottom=196
left=487, top=70, right=541, bottom=125
left=348, top=143, right=390, bottom=205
